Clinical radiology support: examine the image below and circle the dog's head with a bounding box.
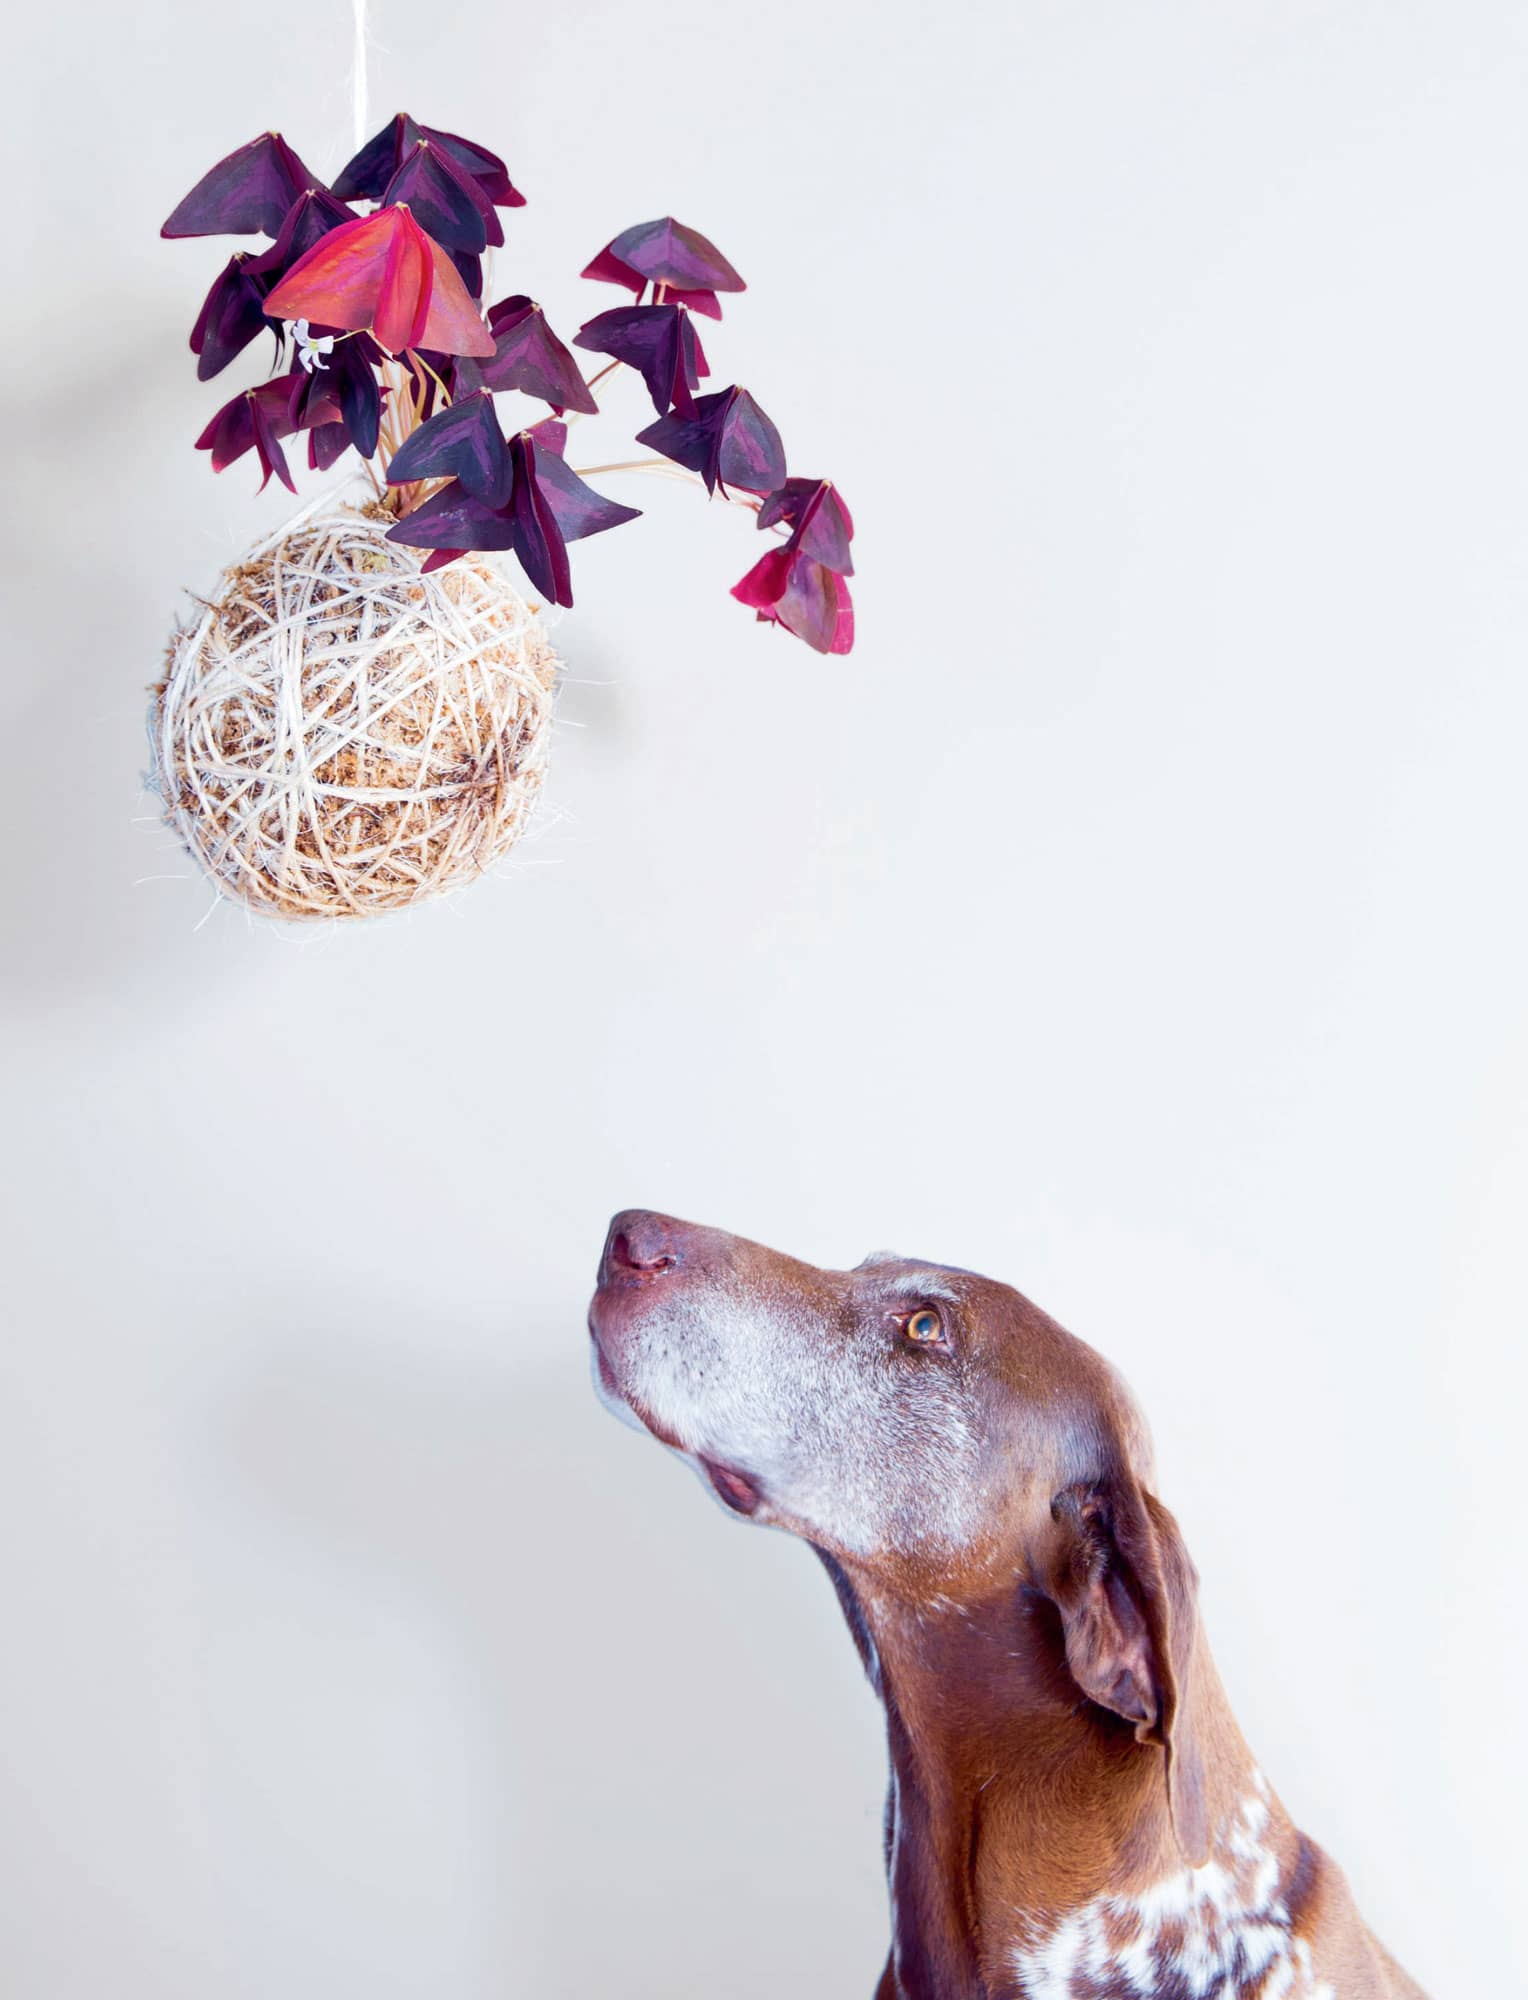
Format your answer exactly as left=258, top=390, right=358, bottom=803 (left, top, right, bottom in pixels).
left=589, top=1209, right=1210, bottom=1859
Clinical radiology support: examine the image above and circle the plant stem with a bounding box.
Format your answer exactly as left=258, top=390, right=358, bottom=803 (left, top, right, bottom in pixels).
left=411, top=351, right=452, bottom=411
left=571, top=458, right=770, bottom=522
left=571, top=456, right=688, bottom=477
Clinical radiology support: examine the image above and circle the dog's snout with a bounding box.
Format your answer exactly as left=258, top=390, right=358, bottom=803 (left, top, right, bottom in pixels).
left=602, top=1209, right=683, bottom=1282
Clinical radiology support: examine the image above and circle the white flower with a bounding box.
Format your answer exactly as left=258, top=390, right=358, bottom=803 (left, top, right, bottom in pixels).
left=292, top=320, right=335, bottom=373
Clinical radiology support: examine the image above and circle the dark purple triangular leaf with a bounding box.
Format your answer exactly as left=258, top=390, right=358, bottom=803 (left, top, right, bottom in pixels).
left=331, top=115, right=419, bottom=199
left=580, top=217, right=744, bottom=298
left=387, top=429, right=611, bottom=606
left=455, top=296, right=598, bottom=413
left=194, top=395, right=254, bottom=477
left=382, top=140, right=502, bottom=254
left=196, top=377, right=301, bottom=491
left=245, top=187, right=357, bottom=279
left=448, top=247, right=483, bottom=299
left=385, top=391, right=513, bottom=507
left=389, top=483, right=517, bottom=552
left=246, top=391, right=294, bottom=493
left=505, top=432, right=573, bottom=604
left=195, top=365, right=344, bottom=493
left=163, top=132, right=326, bottom=238
left=572, top=303, right=708, bottom=416
left=308, top=420, right=352, bottom=472
left=334, top=114, right=524, bottom=208
left=419, top=123, right=524, bottom=208
left=330, top=337, right=384, bottom=458
left=389, top=457, right=564, bottom=602
left=526, top=417, right=568, bottom=455
left=757, top=477, right=854, bottom=575
left=529, top=441, right=641, bottom=542
left=286, top=365, right=342, bottom=434
left=189, top=254, right=274, bottom=380
left=636, top=384, right=785, bottom=496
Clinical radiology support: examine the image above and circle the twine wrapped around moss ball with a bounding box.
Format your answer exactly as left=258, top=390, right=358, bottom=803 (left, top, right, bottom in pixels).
left=152, top=499, right=559, bottom=920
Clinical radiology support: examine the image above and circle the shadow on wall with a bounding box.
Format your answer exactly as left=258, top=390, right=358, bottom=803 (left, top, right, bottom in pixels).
left=0, top=333, right=225, bottom=1018
left=215, top=1315, right=875, bottom=1999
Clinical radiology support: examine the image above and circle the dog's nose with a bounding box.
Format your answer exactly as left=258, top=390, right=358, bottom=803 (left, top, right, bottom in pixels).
left=602, top=1210, right=682, bottom=1282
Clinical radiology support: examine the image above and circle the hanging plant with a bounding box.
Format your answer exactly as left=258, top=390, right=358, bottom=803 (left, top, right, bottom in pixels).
left=153, top=114, right=855, bottom=922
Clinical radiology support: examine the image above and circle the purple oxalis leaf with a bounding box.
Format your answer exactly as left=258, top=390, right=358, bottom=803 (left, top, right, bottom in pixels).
left=757, top=476, right=854, bottom=575
left=195, top=381, right=295, bottom=492
left=191, top=190, right=356, bottom=383
left=308, top=420, right=352, bottom=472
left=529, top=440, right=642, bottom=543
left=572, top=303, right=708, bottom=417
left=381, top=140, right=504, bottom=255
left=454, top=297, right=599, bottom=414
left=162, top=132, right=327, bottom=239
left=385, top=391, right=514, bottom=508
left=581, top=253, right=719, bottom=319
left=731, top=546, right=854, bottom=655
left=329, top=335, right=386, bottom=459
left=447, top=248, right=484, bottom=300
left=636, top=385, right=785, bottom=496
left=195, top=370, right=339, bottom=493
left=525, top=417, right=568, bottom=455
left=189, top=254, right=275, bottom=380
left=391, top=440, right=567, bottom=601
left=423, top=127, right=523, bottom=208
left=333, top=114, right=524, bottom=210
left=287, top=364, right=342, bottom=434
left=388, top=429, right=638, bottom=605
left=245, top=187, right=357, bottom=280
left=581, top=218, right=744, bottom=303
left=388, top=485, right=512, bottom=558
left=502, top=431, right=572, bottom=603
left=330, top=115, right=416, bottom=201
left=661, top=288, right=723, bottom=320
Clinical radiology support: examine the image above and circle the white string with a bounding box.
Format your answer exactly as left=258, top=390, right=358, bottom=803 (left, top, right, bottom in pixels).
left=350, top=0, right=369, bottom=150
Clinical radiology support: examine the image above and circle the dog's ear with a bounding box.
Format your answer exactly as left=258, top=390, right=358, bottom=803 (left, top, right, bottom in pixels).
left=1047, top=1475, right=1210, bottom=1864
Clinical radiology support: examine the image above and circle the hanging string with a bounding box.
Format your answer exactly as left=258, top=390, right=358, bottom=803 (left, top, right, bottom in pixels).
left=350, top=0, right=369, bottom=150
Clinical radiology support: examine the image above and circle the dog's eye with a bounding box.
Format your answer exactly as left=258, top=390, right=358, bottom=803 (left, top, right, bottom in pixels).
left=902, top=1307, right=945, bottom=1346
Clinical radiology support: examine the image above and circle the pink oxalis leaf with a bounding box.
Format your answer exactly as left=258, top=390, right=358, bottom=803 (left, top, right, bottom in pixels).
left=263, top=205, right=494, bottom=358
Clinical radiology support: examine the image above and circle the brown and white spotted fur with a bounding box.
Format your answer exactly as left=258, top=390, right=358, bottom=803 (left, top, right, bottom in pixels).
left=588, top=1211, right=1428, bottom=2000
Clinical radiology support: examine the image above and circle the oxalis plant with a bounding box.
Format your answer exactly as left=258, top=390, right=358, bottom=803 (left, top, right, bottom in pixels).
left=162, top=118, right=855, bottom=654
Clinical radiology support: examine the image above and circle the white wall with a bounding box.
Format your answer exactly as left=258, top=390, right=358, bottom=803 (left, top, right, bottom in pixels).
left=3, top=2, right=1524, bottom=1993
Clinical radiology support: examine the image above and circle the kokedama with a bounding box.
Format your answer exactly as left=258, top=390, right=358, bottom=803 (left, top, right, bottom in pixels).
left=154, top=114, right=855, bottom=921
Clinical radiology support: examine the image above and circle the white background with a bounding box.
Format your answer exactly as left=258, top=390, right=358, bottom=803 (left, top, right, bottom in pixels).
left=3, top=2, right=1525, bottom=1993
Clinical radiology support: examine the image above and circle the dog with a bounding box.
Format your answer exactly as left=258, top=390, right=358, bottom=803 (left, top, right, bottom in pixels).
left=589, top=1210, right=1428, bottom=2000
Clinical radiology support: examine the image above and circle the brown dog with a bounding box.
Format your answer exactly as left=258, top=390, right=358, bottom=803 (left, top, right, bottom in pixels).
left=589, top=1210, right=1428, bottom=2000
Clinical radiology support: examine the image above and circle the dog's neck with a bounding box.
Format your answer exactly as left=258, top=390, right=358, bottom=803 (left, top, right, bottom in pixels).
left=820, top=1556, right=1293, bottom=2000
